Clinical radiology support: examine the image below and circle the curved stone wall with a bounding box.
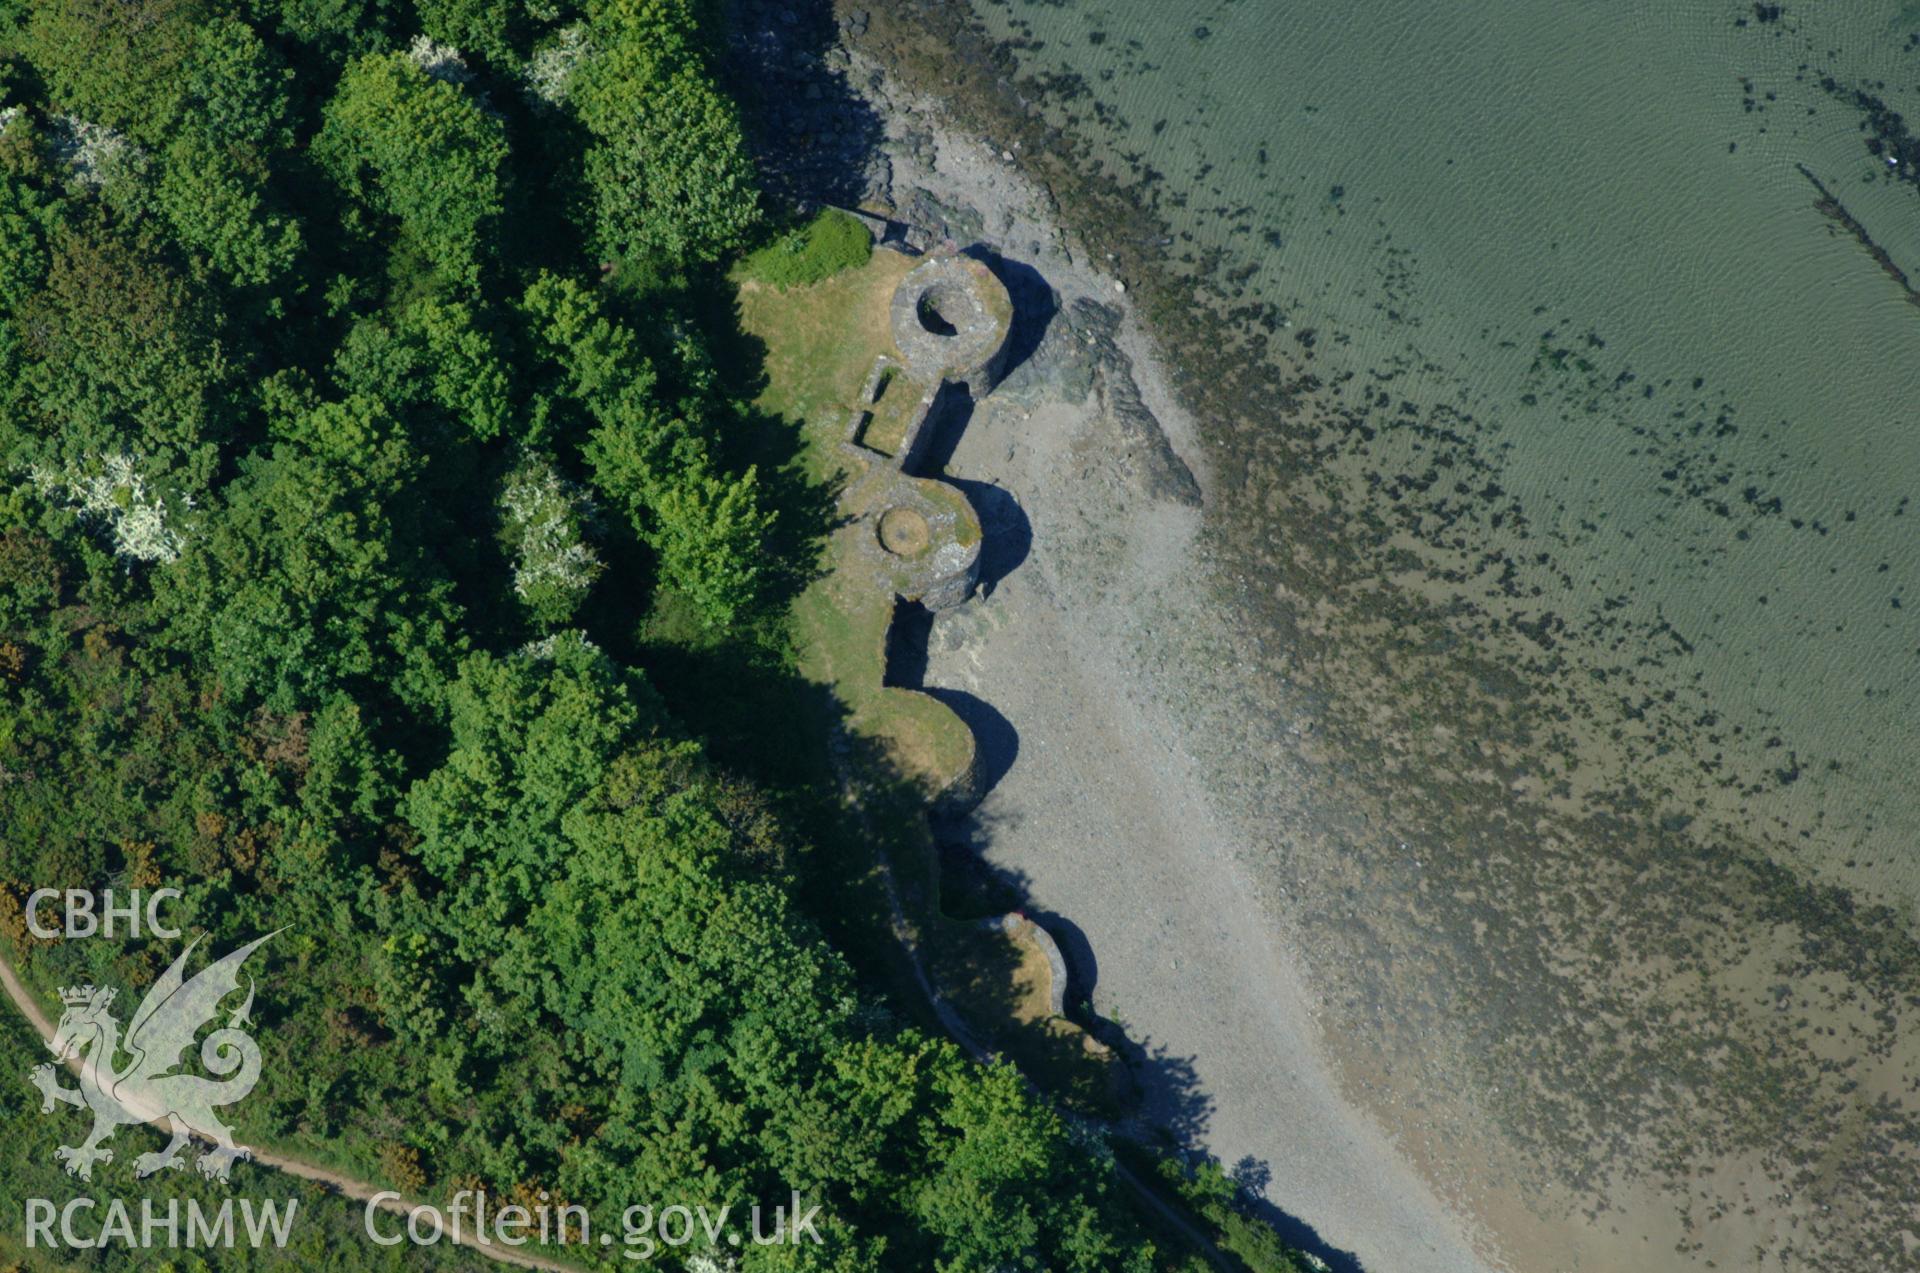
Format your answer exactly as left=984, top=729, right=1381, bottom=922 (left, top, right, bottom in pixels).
left=889, top=251, right=1013, bottom=391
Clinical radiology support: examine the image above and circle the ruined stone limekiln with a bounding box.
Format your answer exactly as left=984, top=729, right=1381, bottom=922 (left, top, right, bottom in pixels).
left=843, top=247, right=1013, bottom=611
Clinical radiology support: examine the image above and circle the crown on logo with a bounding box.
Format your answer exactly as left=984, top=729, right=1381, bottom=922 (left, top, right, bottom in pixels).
left=59, top=985, right=97, bottom=1006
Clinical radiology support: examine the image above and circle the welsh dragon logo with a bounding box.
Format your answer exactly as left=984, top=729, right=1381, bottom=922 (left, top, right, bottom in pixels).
left=26, top=931, right=278, bottom=1183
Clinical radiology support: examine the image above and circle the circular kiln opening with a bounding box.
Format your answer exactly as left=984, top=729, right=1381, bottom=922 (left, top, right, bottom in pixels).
left=877, top=507, right=932, bottom=557
left=916, top=284, right=965, bottom=337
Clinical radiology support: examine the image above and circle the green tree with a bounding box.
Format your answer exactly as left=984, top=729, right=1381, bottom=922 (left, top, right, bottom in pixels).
left=239, top=0, right=395, bottom=63
left=403, top=634, right=652, bottom=969
left=912, top=1063, right=1152, bottom=1272
left=399, top=297, right=512, bottom=437
left=180, top=15, right=294, bottom=151
left=0, top=113, right=62, bottom=311
left=574, top=0, right=759, bottom=266
left=313, top=50, right=506, bottom=288
left=517, top=270, right=657, bottom=429
left=8, top=224, right=230, bottom=489
left=326, top=299, right=511, bottom=442
left=161, top=395, right=462, bottom=712
left=413, top=0, right=515, bottom=64
left=22, top=0, right=202, bottom=142
left=158, top=136, right=302, bottom=287
left=521, top=273, right=770, bottom=627
left=645, top=461, right=773, bottom=628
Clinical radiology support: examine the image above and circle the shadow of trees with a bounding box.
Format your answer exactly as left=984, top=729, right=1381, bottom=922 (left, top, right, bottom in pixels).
left=720, top=0, right=887, bottom=210
left=1246, top=1195, right=1367, bottom=1273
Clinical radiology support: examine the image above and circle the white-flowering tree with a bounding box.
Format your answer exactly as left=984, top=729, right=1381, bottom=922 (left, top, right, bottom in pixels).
left=47, top=115, right=141, bottom=187
left=523, top=26, right=591, bottom=107
left=500, top=458, right=604, bottom=625
left=29, top=452, right=189, bottom=564
left=405, top=35, right=474, bottom=85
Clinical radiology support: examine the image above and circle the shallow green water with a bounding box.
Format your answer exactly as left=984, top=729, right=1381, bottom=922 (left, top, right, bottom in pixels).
left=960, top=0, right=1920, bottom=1265
left=979, top=0, right=1920, bottom=894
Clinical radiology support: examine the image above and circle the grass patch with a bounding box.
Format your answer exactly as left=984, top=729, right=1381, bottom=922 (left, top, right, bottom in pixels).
left=737, top=208, right=875, bottom=291
left=855, top=366, right=927, bottom=457
left=688, top=246, right=962, bottom=1021
left=735, top=247, right=1129, bottom=1122
left=734, top=247, right=974, bottom=790
left=735, top=247, right=917, bottom=482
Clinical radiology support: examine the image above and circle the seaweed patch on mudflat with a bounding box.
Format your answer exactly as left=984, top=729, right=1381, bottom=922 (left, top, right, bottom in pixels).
left=1797, top=163, right=1920, bottom=307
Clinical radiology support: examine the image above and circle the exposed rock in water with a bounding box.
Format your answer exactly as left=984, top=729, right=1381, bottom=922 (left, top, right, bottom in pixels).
left=1072, top=299, right=1203, bottom=509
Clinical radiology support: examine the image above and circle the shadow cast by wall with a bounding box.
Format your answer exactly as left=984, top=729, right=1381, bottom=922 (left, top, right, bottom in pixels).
left=1246, top=1192, right=1367, bottom=1273
left=904, top=381, right=974, bottom=478
left=922, top=687, right=1018, bottom=797
left=1025, top=908, right=1096, bottom=1007
left=945, top=477, right=1031, bottom=594
left=882, top=599, right=934, bottom=689
left=964, top=247, right=1058, bottom=383
left=883, top=602, right=1019, bottom=799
